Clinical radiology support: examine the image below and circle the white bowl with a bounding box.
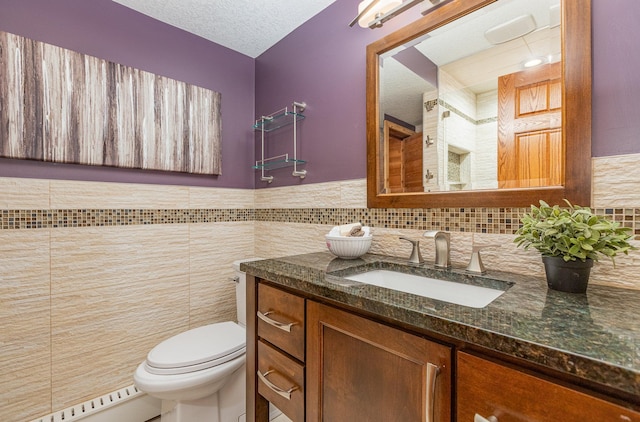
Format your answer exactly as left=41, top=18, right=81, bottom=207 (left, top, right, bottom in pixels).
left=325, top=235, right=372, bottom=259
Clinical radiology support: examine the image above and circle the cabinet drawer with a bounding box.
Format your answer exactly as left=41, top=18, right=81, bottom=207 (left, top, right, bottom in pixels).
left=457, top=352, right=640, bottom=422
left=258, top=340, right=304, bottom=422
left=257, top=282, right=305, bottom=361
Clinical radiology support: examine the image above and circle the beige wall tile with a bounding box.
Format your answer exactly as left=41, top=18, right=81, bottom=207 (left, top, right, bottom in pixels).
left=189, top=187, right=254, bottom=209
left=50, top=180, right=190, bottom=209
left=0, top=362, right=51, bottom=422
left=50, top=225, right=189, bottom=294
left=255, top=222, right=328, bottom=258
left=0, top=177, right=49, bottom=209
left=0, top=229, right=50, bottom=372
left=255, top=181, right=342, bottom=209
left=189, top=222, right=255, bottom=327
left=50, top=224, right=190, bottom=388
left=593, top=154, right=640, bottom=208
left=367, top=227, right=475, bottom=268
left=51, top=274, right=189, bottom=360
left=51, top=331, right=183, bottom=410
left=339, top=179, right=367, bottom=208
left=254, top=180, right=366, bottom=209
left=585, top=238, right=640, bottom=289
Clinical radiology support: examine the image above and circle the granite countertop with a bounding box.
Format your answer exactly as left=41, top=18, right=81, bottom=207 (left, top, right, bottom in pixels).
left=242, top=252, right=640, bottom=399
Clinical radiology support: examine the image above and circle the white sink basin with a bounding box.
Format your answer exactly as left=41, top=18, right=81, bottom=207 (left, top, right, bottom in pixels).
left=344, top=269, right=506, bottom=308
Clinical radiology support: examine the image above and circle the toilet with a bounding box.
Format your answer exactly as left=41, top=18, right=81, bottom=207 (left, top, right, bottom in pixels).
left=134, top=258, right=266, bottom=422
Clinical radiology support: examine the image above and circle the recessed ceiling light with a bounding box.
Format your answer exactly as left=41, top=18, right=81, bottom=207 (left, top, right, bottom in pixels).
left=523, top=57, right=545, bottom=68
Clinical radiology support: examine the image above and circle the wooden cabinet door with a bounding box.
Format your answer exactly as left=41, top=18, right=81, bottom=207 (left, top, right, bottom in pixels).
left=458, top=352, right=640, bottom=422
left=306, top=301, right=452, bottom=422
left=498, top=62, right=563, bottom=188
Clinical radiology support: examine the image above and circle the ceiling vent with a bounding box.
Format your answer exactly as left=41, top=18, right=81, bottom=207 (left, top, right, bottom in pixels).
left=484, top=14, right=536, bottom=45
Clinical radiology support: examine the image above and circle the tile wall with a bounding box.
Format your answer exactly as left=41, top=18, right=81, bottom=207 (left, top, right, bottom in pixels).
left=2, top=153, right=640, bottom=421
left=0, top=179, right=255, bottom=421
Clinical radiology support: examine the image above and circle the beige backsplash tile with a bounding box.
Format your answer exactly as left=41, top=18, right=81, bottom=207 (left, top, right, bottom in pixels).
left=50, top=179, right=190, bottom=209
left=254, top=181, right=343, bottom=209
left=190, top=186, right=255, bottom=209
left=0, top=177, right=50, bottom=209
left=593, top=153, right=640, bottom=208
left=255, top=221, right=328, bottom=258
left=339, top=179, right=367, bottom=208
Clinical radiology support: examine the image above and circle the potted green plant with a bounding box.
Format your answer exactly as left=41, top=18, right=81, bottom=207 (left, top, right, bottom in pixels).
left=514, top=200, right=635, bottom=293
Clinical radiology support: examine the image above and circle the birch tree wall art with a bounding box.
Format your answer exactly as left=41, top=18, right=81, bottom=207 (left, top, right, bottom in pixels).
left=0, top=31, right=222, bottom=175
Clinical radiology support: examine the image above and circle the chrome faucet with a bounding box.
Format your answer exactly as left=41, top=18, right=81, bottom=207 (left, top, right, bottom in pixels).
left=423, top=231, right=451, bottom=269
left=399, top=236, right=423, bottom=264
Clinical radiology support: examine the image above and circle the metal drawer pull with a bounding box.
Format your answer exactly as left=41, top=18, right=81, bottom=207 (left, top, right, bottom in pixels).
left=425, top=363, right=440, bottom=422
left=474, top=414, right=498, bottom=422
left=257, top=311, right=296, bottom=332
left=257, top=370, right=297, bottom=400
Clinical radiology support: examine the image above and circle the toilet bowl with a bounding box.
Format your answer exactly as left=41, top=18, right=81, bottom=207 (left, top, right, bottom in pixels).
left=134, top=258, right=264, bottom=422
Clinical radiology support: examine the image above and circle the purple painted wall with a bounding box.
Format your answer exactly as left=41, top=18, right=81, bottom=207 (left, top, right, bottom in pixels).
left=592, top=0, right=640, bottom=157
left=1, top=0, right=637, bottom=189
left=256, top=0, right=640, bottom=187
left=254, top=0, right=421, bottom=188
left=0, top=0, right=255, bottom=188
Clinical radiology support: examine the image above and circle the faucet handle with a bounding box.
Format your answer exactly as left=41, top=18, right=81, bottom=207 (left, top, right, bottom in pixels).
left=466, top=244, right=499, bottom=274
left=399, top=236, right=424, bottom=264
left=423, top=230, right=449, bottom=240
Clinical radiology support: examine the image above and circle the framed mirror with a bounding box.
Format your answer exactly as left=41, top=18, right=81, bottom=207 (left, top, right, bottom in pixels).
left=366, top=0, right=591, bottom=208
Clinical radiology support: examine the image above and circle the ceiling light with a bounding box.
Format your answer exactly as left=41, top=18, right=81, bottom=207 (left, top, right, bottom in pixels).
left=523, top=57, right=545, bottom=68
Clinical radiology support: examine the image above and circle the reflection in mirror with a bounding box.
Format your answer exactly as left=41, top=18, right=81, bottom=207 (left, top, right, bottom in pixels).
left=367, top=0, right=591, bottom=208
left=380, top=0, right=561, bottom=193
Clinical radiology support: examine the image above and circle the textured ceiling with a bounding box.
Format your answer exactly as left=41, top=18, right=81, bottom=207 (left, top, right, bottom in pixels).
left=112, top=0, right=338, bottom=58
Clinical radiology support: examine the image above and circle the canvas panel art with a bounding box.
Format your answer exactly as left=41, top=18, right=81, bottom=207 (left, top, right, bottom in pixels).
left=0, top=31, right=222, bottom=175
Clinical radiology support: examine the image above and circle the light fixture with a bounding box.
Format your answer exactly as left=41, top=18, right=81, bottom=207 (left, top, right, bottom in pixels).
left=523, top=57, right=546, bottom=68
left=349, top=0, right=444, bottom=29
left=351, top=0, right=402, bottom=28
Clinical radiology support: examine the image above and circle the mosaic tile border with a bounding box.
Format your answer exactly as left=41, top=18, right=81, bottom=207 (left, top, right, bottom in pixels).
left=440, top=99, right=497, bottom=125
left=0, top=209, right=255, bottom=229
left=2, top=207, right=639, bottom=236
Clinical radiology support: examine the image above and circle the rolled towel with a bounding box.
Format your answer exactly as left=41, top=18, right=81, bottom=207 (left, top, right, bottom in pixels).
left=349, top=227, right=365, bottom=237
left=338, top=222, right=362, bottom=236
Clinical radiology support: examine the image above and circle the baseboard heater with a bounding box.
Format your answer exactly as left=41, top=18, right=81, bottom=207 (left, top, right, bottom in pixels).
left=30, top=384, right=160, bottom=422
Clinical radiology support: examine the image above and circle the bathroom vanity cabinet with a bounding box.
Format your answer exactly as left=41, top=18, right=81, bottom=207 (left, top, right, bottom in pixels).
left=458, top=352, right=640, bottom=422
left=306, top=300, right=451, bottom=421
left=250, top=280, right=451, bottom=422
left=244, top=254, right=640, bottom=422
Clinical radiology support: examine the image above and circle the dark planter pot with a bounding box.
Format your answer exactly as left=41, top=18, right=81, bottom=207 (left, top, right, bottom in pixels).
left=542, top=256, right=594, bottom=293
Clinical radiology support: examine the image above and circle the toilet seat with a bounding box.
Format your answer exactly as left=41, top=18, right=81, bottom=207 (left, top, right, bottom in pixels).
left=145, top=322, right=246, bottom=375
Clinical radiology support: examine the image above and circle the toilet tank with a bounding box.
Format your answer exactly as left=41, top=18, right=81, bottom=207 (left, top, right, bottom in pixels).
left=233, top=258, right=263, bottom=327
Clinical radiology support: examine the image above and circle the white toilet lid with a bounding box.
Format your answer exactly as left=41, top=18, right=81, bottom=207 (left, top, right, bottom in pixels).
left=145, top=321, right=246, bottom=375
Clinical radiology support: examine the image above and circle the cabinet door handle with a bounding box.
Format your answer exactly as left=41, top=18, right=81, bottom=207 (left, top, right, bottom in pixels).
left=474, top=414, right=498, bottom=422
left=257, top=311, right=296, bottom=332
left=425, top=363, right=440, bottom=422
left=257, top=369, right=297, bottom=400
